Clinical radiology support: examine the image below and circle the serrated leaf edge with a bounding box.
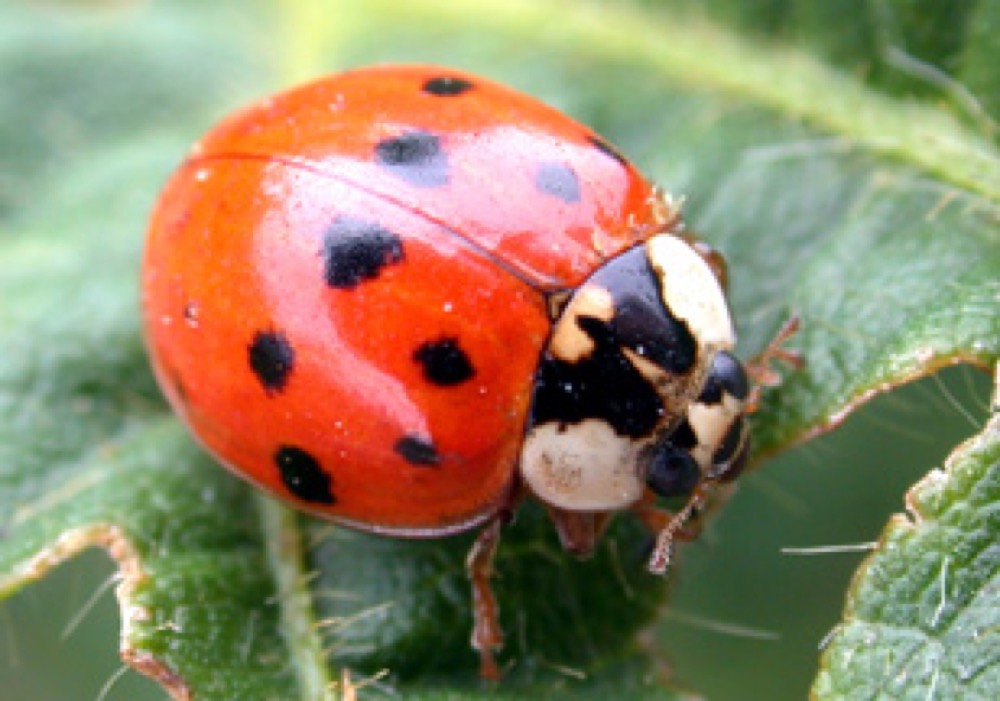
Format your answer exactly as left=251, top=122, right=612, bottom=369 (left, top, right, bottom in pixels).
left=805, top=352, right=993, bottom=451
left=812, top=377, right=1000, bottom=699
left=5, top=523, right=193, bottom=700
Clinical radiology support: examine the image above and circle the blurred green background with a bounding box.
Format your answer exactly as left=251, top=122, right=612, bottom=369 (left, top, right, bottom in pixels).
left=1, top=367, right=990, bottom=699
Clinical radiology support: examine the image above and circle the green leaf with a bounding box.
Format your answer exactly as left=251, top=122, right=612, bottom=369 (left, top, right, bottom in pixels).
left=813, top=410, right=1000, bottom=700
left=1, top=0, right=998, bottom=699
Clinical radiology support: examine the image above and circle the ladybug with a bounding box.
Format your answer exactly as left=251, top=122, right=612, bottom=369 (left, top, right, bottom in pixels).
left=142, top=64, right=798, bottom=679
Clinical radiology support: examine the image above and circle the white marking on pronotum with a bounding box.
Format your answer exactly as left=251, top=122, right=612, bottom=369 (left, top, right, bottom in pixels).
left=548, top=285, right=614, bottom=363
left=646, top=234, right=735, bottom=350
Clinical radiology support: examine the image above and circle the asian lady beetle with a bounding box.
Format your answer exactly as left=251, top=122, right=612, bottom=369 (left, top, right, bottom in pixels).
left=142, top=64, right=798, bottom=679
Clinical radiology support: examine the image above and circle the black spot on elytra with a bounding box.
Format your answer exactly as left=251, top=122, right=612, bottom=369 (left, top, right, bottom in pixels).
left=535, top=161, right=581, bottom=203
left=394, top=434, right=441, bottom=466
left=248, top=330, right=295, bottom=393
left=698, top=351, right=749, bottom=404
left=413, top=337, right=475, bottom=386
left=275, top=445, right=335, bottom=504
left=375, top=130, right=449, bottom=188
left=322, top=217, right=404, bottom=289
left=529, top=316, right=663, bottom=438
left=183, top=300, right=199, bottom=326
left=422, top=75, right=474, bottom=96
left=588, top=134, right=628, bottom=166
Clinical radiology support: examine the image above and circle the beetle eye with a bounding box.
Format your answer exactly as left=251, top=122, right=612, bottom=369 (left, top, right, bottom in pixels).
left=646, top=443, right=701, bottom=498
left=698, top=350, right=749, bottom=404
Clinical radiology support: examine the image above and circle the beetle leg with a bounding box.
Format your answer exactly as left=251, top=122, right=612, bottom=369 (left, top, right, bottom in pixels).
left=630, top=488, right=703, bottom=543
left=745, top=316, right=804, bottom=413
left=466, top=515, right=504, bottom=680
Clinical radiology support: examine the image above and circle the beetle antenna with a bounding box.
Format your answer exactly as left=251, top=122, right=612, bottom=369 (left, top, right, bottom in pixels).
left=647, top=486, right=710, bottom=575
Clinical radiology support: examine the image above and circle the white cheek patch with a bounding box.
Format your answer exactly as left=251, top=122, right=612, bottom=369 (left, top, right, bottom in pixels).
left=686, top=394, right=742, bottom=468
left=521, top=420, right=646, bottom=511
left=647, top=234, right=735, bottom=351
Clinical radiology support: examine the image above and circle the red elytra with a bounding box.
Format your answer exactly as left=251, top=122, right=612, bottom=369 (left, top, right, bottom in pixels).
left=144, top=65, right=661, bottom=534
left=143, top=64, right=795, bottom=679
